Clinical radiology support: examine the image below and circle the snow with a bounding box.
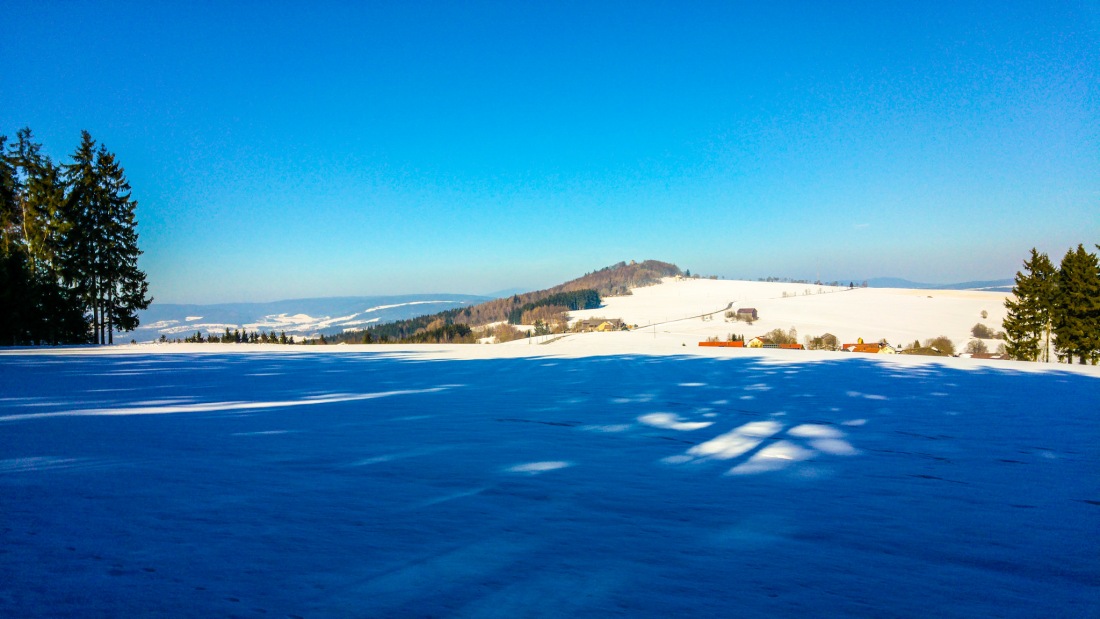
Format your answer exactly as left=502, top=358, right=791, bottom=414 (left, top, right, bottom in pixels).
left=362, top=300, right=461, bottom=313
left=134, top=297, right=486, bottom=343
left=570, top=277, right=1014, bottom=354
left=1, top=278, right=1098, bottom=617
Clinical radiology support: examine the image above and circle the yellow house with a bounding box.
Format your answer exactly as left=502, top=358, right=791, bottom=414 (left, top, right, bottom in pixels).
left=577, top=318, right=624, bottom=332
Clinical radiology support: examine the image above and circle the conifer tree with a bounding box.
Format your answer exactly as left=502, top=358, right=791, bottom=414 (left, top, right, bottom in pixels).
left=1052, top=244, right=1100, bottom=364
left=61, top=131, right=103, bottom=341
left=95, top=147, right=151, bottom=343
left=1, top=129, right=87, bottom=344
left=1002, top=249, right=1056, bottom=361
left=0, top=136, right=16, bottom=241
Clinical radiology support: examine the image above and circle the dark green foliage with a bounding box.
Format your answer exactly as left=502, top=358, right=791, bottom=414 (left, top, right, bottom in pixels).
left=507, top=289, right=600, bottom=324
left=1052, top=244, right=1100, bottom=364
left=1003, top=249, right=1056, bottom=361
left=0, top=127, right=150, bottom=346
left=970, top=323, right=995, bottom=339
left=1003, top=245, right=1099, bottom=364
left=401, top=323, right=474, bottom=344
left=95, top=148, right=151, bottom=341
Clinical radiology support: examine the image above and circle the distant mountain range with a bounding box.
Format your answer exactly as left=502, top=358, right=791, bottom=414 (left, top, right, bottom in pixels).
left=867, top=277, right=1014, bottom=292
left=130, top=294, right=491, bottom=343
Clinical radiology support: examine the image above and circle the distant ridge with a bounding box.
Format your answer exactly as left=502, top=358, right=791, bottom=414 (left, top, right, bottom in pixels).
left=329, top=259, right=682, bottom=344
left=867, top=277, right=1014, bottom=291
left=132, top=294, right=491, bottom=343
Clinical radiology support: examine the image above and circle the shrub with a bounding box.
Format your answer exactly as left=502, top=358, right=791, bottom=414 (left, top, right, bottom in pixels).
left=966, top=340, right=989, bottom=354
left=762, top=327, right=798, bottom=345
left=805, top=333, right=839, bottom=350
left=971, top=323, right=995, bottom=338
left=924, top=336, right=956, bottom=356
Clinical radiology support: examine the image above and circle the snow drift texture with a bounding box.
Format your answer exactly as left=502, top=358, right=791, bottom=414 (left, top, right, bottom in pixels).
left=1, top=351, right=1097, bottom=617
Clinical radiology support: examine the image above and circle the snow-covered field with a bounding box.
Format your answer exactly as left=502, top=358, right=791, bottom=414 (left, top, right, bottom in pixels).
left=1, top=278, right=1098, bottom=617
left=569, top=277, right=1013, bottom=353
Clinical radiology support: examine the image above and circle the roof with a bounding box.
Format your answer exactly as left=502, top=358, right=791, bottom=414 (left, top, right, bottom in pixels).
left=845, top=343, right=882, bottom=354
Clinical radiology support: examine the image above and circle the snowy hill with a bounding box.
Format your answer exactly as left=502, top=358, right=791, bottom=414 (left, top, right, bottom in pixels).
left=131, top=294, right=491, bottom=342
left=0, top=345, right=1096, bottom=617
left=565, top=277, right=1013, bottom=354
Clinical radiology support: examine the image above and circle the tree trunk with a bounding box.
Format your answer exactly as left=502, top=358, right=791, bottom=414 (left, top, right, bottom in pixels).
left=108, top=285, right=114, bottom=345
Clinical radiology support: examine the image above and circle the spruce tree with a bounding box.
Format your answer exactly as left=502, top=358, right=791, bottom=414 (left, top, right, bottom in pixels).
left=49, top=133, right=153, bottom=345
left=95, top=147, right=151, bottom=343
left=0, top=135, right=16, bottom=239
left=0, top=134, right=29, bottom=344
left=1, top=129, right=88, bottom=345
left=1053, top=244, right=1100, bottom=364
left=1002, top=249, right=1056, bottom=361
left=61, top=131, right=103, bottom=341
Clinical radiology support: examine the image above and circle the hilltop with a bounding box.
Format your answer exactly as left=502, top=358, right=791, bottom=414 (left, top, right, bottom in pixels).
left=329, top=260, right=681, bottom=343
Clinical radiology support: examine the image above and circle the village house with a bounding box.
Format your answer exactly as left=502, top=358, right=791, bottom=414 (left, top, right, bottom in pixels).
left=576, top=318, right=624, bottom=332
left=842, top=340, right=897, bottom=354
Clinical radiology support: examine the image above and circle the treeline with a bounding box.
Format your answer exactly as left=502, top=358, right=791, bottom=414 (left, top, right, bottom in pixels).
left=507, top=289, right=600, bottom=324
left=1, top=128, right=151, bottom=345
left=332, top=306, right=480, bottom=343
left=327, top=260, right=679, bottom=344
left=567, top=260, right=681, bottom=296
left=1003, top=244, right=1100, bottom=364
left=176, top=329, right=296, bottom=345
left=759, top=276, right=863, bottom=287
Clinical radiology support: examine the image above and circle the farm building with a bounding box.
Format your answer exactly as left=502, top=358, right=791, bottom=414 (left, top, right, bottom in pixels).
left=576, top=318, right=624, bottom=332
left=842, top=341, right=897, bottom=354
left=698, top=340, right=745, bottom=348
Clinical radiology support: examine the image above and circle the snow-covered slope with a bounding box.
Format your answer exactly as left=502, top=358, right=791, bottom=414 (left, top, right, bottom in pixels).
left=568, top=278, right=1013, bottom=353
left=0, top=345, right=1097, bottom=617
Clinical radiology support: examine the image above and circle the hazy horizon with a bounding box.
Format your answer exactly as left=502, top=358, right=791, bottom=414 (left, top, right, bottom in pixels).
left=4, top=2, right=1096, bottom=304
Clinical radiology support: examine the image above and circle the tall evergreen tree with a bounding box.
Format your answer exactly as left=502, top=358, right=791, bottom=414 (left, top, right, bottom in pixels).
left=1, top=129, right=87, bottom=345
left=58, top=131, right=151, bottom=344
left=1052, top=244, right=1100, bottom=364
left=1002, top=249, right=1056, bottom=361
left=61, top=131, right=102, bottom=341
left=95, top=147, right=151, bottom=343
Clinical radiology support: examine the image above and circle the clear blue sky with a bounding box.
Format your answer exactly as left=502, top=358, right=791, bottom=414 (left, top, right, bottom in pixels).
left=3, top=2, right=1097, bottom=303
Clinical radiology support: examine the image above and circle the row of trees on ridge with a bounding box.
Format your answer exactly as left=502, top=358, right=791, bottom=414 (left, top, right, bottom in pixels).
left=326, top=261, right=681, bottom=344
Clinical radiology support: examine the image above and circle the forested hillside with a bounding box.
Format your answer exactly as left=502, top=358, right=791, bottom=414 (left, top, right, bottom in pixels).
left=327, top=260, right=681, bottom=344
left=559, top=260, right=682, bottom=297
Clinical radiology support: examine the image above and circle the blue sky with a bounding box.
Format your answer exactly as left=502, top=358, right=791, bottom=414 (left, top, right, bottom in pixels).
left=3, top=2, right=1097, bottom=303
